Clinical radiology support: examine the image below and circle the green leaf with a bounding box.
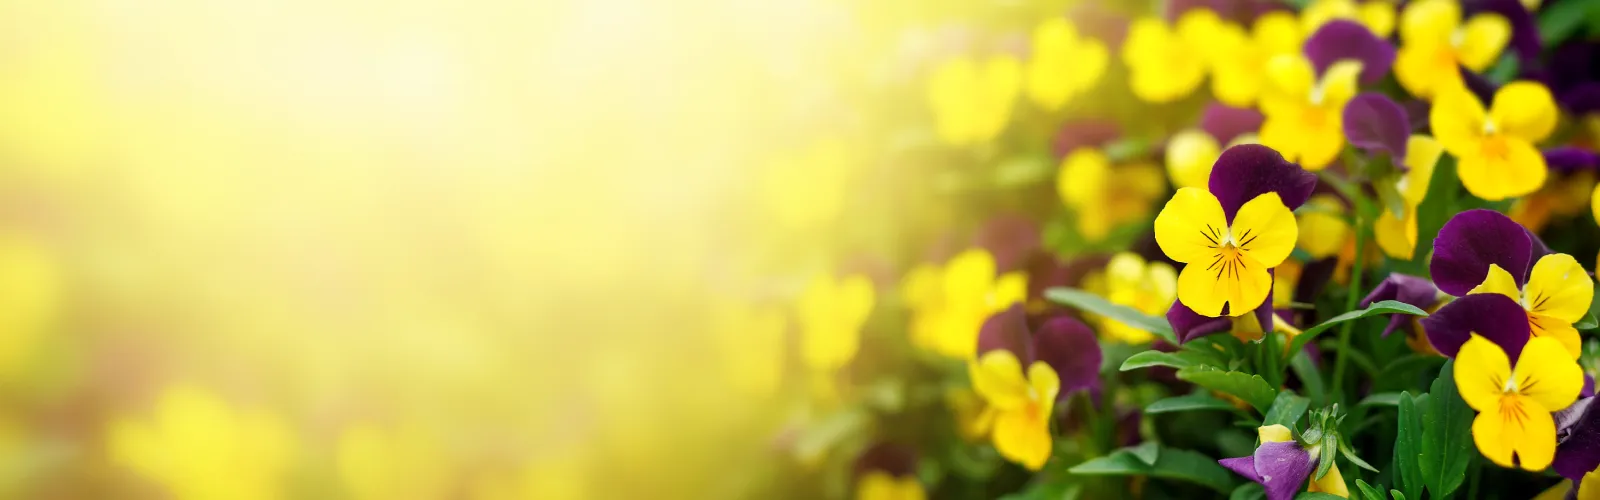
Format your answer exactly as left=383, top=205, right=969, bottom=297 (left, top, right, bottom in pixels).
left=1358, top=392, right=1403, bottom=407
left=1121, top=350, right=1216, bottom=371
left=1068, top=446, right=1238, bottom=493
left=1390, top=491, right=1406, bottom=500
left=1377, top=355, right=1446, bottom=385
left=1286, top=300, right=1428, bottom=361
left=1263, top=391, right=1310, bottom=428
left=1420, top=360, right=1473, bottom=498
left=1485, top=53, right=1520, bottom=85
left=1540, top=0, right=1597, bottom=47
left=1147, top=393, right=1240, bottom=414
left=1354, top=480, right=1388, bottom=500
left=1393, top=392, right=1425, bottom=500
left=1177, top=366, right=1278, bottom=413
left=1313, top=438, right=1338, bottom=480
left=1230, top=483, right=1266, bottom=500
left=1577, top=312, right=1598, bottom=331
left=1290, top=351, right=1325, bottom=403
left=1129, top=441, right=1160, bottom=466
left=1046, top=287, right=1177, bottom=343
left=1340, top=438, right=1380, bottom=473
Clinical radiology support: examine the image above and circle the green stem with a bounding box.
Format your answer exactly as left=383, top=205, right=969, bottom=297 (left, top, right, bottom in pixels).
left=1466, top=454, right=1483, bottom=499
left=1097, top=373, right=1120, bottom=452
left=1262, top=329, right=1280, bottom=389
left=1330, top=209, right=1369, bottom=402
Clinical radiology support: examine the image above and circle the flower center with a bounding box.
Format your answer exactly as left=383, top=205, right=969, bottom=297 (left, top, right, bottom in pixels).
left=1480, top=135, right=1510, bottom=160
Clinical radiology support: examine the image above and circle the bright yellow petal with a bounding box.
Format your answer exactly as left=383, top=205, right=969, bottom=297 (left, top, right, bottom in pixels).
left=1178, top=249, right=1273, bottom=317
left=977, top=57, right=1022, bottom=141
left=1401, top=135, right=1443, bottom=205
left=1468, top=263, right=1521, bottom=302
left=1258, top=114, right=1310, bottom=166
left=1176, top=8, right=1226, bottom=46
left=1029, top=361, right=1061, bottom=403
left=1154, top=187, right=1230, bottom=263
left=1400, top=0, right=1461, bottom=46
left=1258, top=424, right=1294, bottom=443
left=1455, top=334, right=1513, bottom=412
left=1525, top=253, right=1594, bottom=323
left=1581, top=468, right=1600, bottom=500
left=1068, top=40, right=1109, bottom=93
left=1262, top=55, right=1315, bottom=114
left=1394, top=42, right=1460, bottom=99
left=1058, top=148, right=1110, bottom=207
left=1105, top=252, right=1147, bottom=291
left=857, top=471, right=899, bottom=500
left=1298, top=209, right=1350, bottom=260
left=1472, top=401, right=1516, bottom=468
left=1513, top=336, right=1584, bottom=411
left=1530, top=316, right=1583, bottom=359
left=991, top=272, right=1030, bottom=312
left=1166, top=130, right=1221, bottom=190
left=1457, top=13, right=1511, bottom=71
left=969, top=350, right=1030, bottom=410
left=1121, top=18, right=1169, bottom=67
left=1149, top=262, right=1178, bottom=307
left=1308, top=462, right=1350, bottom=497
left=1359, top=1, right=1396, bottom=38
left=993, top=407, right=1052, bottom=470
left=1430, top=87, right=1488, bottom=156
left=1374, top=209, right=1418, bottom=259
left=928, top=58, right=979, bottom=145
left=1489, top=81, right=1558, bottom=143
left=1254, top=11, right=1303, bottom=55
left=1027, top=18, right=1076, bottom=110
left=1457, top=136, right=1547, bottom=201
left=944, top=249, right=998, bottom=304
left=1512, top=397, right=1559, bottom=471
left=1231, top=192, right=1299, bottom=267
left=1318, top=59, right=1365, bottom=107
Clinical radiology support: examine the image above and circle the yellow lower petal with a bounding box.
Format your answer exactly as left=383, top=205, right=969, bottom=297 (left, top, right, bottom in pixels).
left=992, top=407, right=1052, bottom=470
left=1525, top=253, right=1594, bottom=323
left=1456, top=135, right=1547, bottom=201
left=1373, top=208, right=1418, bottom=259
left=1308, top=462, right=1350, bottom=497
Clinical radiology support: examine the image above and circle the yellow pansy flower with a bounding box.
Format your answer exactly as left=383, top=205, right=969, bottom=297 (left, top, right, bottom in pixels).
left=1099, top=252, right=1178, bottom=344
left=968, top=349, right=1059, bottom=470
left=1303, top=0, right=1397, bottom=38
left=1297, top=194, right=1351, bottom=260
left=1123, top=9, right=1225, bottom=103
left=928, top=56, right=1022, bottom=146
left=1058, top=148, right=1168, bottom=241
left=1431, top=81, right=1556, bottom=201
left=856, top=471, right=926, bottom=500
left=1154, top=188, right=1298, bottom=317
left=1470, top=254, right=1594, bottom=358
left=1211, top=12, right=1304, bottom=107
left=109, top=386, right=296, bottom=500
left=1394, top=0, right=1510, bottom=99
left=1026, top=17, right=1108, bottom=111
left=1374, top=135, right=1444, bottom=259
left=1166, top=129, right=1261, bottom=190
left=904, top=250, right=1027, bottom=358
left=798, top=273, right=875, bottom=372
left=1259, top=56, right=1364, bottom=170
left=1456, top=334, right=1582, bottom=470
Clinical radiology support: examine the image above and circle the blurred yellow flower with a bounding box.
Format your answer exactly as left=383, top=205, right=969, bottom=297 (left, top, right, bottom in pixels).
left=1100, top=253, right=1177, bottom=344
left=1166, top=130, right=1222, bottom=190
left=968, top=349, right=1058, bottom=470
left=856, top=470, right=926, bottom=500
left=1297, top=194, right=1351, bottom=260
left=1123, top=10, right=1225, bottom=103
left=1394, top=0, right=1509, bottom=99
left=714, top=302, right=787, bottom=398
left=1260, top=57, right=1363, bottom=170
left=0, top=234, right=60, bottom=380
left=1058, top=148, right=1167, bottom=241
left=928, top=56, right=1022, bottom=146
left=1432, top=81, right=1556, bottom=201
left=799, top=273, right=875, bottom=373
left=904, top=250, right=1027, bottom=358
left=109, top=386, right=296, bottom=500
left=1375, top=135, right=1443, bottom=259
left=1210, top=12, right=1304, bottom=107
left=1302, top=0, right=1397, bottom=38
left=337, top=424, right=449, bottom=500
left=945, top=386, right=996, bottom=441
left=764, top=139, right=855, bottom=230
left=1026, top=17, right=1108, bottom=111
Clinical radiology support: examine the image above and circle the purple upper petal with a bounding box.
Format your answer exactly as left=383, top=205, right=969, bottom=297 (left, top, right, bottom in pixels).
left=1563, top=84, right=1600, bottom=116
left=1032, top=315, right=1103, bottom=397
left=1546, top=147, right=1600, bottom=174
left=1557, top=396, right=1600, bottom=482
left=1361, top=274, right=1441, bottom=337
left=1343, top=93, right=1411, bottom=162
left=1418, top=293, right=1532, bottom=360
left=1253, top=441, right=1315, bottom=500
left=1208, top=144, right=1318, bottom=222
left=1430, top=209, right=1534, bottom=296
left=976, top=214, right=1041, bottom=273
left=1167, top=300, right=1234, bottom=344
left=1403, top=99, right=1432, bottom=133
left=1304, top=20, right=1396, bottom=85
left=1202, top=104, right=1265, bottom=145
left=977, top=304, right=1035, bottom=364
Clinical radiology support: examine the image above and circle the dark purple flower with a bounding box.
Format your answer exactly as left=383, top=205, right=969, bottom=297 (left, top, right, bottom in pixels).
left=977, top=305, right=1102, bottom=398
left=1361, top=274, right=1441, bottom=337
left=976, top=214, right=1041, bottom=273
left=1556, top=396, right=1600, bottom=482
left=1304, top=20, right=1396, bottom=86
left=1220, top=441, right=1315, bottom=500
left=1202, top=104, right=1265, bottom=145
left=1546, top=147, right=1600, bottom=174
left=1342, top=93, right=1410, bottom=161
left=1564, top=84, right=1600, bottom=116
left=1207, top=144, right=1318, bottom=222
left=1418, top=294, right=1532, bottom=359
left=1429, top=209, right=1535, bottom=296
left=1167, top=301, right=1235, bottom=343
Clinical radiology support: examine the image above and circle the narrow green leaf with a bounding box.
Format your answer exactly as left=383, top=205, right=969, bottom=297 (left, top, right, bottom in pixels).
left=1577, top=312, right=1598, bottom=331
left=1147, top=393, right=1239, bottom=414
left=1286, top=300, right=1428, bottom=360
left=1230, top=483, right=1266, bottom=500
left=1539, top=0, right=1596, bottom=47
left=1340, top=438, right=1380, bottom=473
left=1377, top=355, right=1446, bottom=385
left=1393, top=392, right=1425, bottom=500
left=1390, top=491, right=1406, bottom=500
left=1046, top=287, right=1177, bottom=343
left=1263, top=391, right=1310, bottom=428
left=1290, top=351, right=1325, bottom=402
left=1177, top=366, right=1278, bottom=413
left=1068, top=446, right=1238, bottom=493
left=1358, top=392, right=1403, bottom=407
left=1313, top=439, right=1337, bottom=480
left=1354, top=480, right=1388, bottom=500
left=1121, top=350, right=1213, bottom=371
left=1129, top=441, right=1160, bottom=466
left=1420, top=360, right=1473, bottom=498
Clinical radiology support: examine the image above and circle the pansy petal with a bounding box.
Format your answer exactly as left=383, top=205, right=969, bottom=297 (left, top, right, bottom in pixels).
left=1399, top=0, right=1460, bottom=46
left=1545, top=147, right=1600, bottom=174
left=976, top=304, right=1034, bottom=364
left=1420, top=293, right=1532, bottom=359
left=1489, top=81, right=1558, bottom=143
left=1514, top=336, right=1584, bottom=413
left=1374, top=209, right=1419, bottom=260
left=1525, top=254, right=1595, bottom=323
left=1031, top=316, right=1100, bottom=396
left=945, top=249, right=1000, bottom=303
left=1208, top=144, right=1318, bottom=221
left=969, top=350, right=1031, bottom=410
left=1394, top=42, right=1458, bottom=100
left=1473, top=400, right=1517, bottom=467
left=1202, top=104, right=1266, bottom=145
left=1167, top=300, right=1234, bottom=343
left=1467, top=263, right=1521, bottom=302
left=1154, top=187, right=1230, bottom=263
left=992, top=406, right=1052, bottom=470
left=1362, top=273, right=1440, bottom=337
left=1430, top=209, right=1533, bottom=296
left=1456, top=334, right=1513, bottom=412
left=1514, top=399, right=1560, bottom=471
left=1430, top=87, right=1488, bottom=157
left=1304, top=20, right=1396, bottom=85
left=1253, top=441, right=1314, bottom=500
left=1167, top=130, right=1222, bottom=190
left=1457, top=13, right=1511, bottom=72
left=1475, top=0, right=1539, bottom=63
left=1028, top=361, right=1062, bottom=404
left=1457, top=135, right=1548, bottom=201
left=1177, top=258, right=1231, bottom=317
left=1530, top=317, right=1583, bottom=360
left=1231, top=192, right=1298, bottom=267
left=1402, top=135, right=1442, bottom=200
left=1219, top=456, right=1261, bottom=482
left=1343, top=93, right=1411, bottom=159
left=1556, top=398, right=1600, bottom=481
